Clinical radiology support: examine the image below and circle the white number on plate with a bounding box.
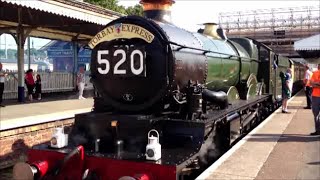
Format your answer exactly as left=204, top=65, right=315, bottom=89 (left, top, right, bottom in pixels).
left=97, top=50, right=110, bottom=75
left=113, top=49, right=126, bottom=74
left=97, top=49, right=144, bottom=75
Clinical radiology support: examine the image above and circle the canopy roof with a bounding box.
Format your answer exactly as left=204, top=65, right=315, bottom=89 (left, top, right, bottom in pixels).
left=0, top=0, right=122, bottom=25
left=294, top=34, right=320, bottom=51
left=0, top=0, right=122, bottom=42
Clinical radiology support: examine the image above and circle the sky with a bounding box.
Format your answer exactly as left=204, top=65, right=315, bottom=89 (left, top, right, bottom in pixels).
left=0, top=35, right=51, bottom=50
left=0, top=0, right=319, bottom=50
left=119, top=0, right=320, bottom=31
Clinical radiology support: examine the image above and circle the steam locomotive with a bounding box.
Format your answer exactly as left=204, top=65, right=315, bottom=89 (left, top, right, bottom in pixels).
left=13, top=0, right=304, bottom=179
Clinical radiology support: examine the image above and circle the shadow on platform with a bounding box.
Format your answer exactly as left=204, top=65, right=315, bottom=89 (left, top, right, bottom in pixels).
left=246, top=133, right=320, bottom=142
left=287, top=105, right=311, bottom=110
left=2, top=89, right=93, bottom=106
left=308, top=161, right=320, bottom=165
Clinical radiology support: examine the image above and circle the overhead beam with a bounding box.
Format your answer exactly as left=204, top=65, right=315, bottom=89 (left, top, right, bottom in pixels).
left=0, top=20, right=93, bottom=43
left=0, top=26, right=17, bottom=31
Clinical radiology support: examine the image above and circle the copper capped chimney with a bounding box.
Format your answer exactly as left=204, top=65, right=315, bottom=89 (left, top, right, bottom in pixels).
left=140, top=0, right=175, bottom=23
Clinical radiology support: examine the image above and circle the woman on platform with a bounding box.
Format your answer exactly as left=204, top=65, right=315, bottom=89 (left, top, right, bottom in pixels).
left=25, top=69, right=35, bottom=101
left=280, top=68, right=292, bottom=113
left=35, top=74, right=42, bottom=100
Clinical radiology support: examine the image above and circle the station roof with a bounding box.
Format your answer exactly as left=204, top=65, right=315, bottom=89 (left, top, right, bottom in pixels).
left=0, top=0, right=123, bottom=43
left=294, top=34, right=320, bottom=63
left=0, top=0, right=122, bottom=25
left=294, top=34, right=320, bottom=51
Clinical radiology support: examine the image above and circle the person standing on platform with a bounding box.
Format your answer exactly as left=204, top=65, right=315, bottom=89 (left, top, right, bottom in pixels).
left=281, top=68, right=292, bottom=113
left=77, top=67, right=86, bottom=100
left=35, top=74, right=42, bottom=100
left=303, top=64, right=313, bottom=109
left=25, top=69, right=35, bottom=101
left=0, top=63, right=8, bottom=107
left=309, top=63, right=320, bottom=135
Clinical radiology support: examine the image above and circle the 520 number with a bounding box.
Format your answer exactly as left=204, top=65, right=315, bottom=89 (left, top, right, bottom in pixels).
left=97, top=48, right=146, bottom=76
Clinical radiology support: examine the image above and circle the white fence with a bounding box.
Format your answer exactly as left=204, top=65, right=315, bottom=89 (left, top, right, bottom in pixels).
left=3, top=72, right=93, bottom=99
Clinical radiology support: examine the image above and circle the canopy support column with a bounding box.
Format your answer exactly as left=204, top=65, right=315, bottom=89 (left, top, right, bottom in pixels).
left=16, top=8, right=30, bottom=102
left=73, top=42, right=79, bottom=88
left=17, top=26, right=26, bottom=102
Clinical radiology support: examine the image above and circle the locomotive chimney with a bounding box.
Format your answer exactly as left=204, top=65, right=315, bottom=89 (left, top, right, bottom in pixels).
left=140, top=0, right=175, bottom=23
left=202, top=23, right=227, bottom=40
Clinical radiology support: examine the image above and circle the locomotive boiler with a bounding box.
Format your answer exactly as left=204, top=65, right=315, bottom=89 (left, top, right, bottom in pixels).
left=12, top=0, right=304, bottom=180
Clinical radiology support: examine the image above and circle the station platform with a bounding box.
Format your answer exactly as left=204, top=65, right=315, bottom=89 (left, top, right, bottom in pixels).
left=197, top=91, right=320, bottom=180
left=0, top=94, right=93, bottom=131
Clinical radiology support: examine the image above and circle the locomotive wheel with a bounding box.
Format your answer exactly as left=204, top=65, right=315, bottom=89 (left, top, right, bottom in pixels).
left=227, top=86, right=240, bottom=102
left=246, top=83, right=257, bottom=100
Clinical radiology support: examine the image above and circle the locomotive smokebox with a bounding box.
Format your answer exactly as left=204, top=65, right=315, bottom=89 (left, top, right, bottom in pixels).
left=140, top=0, right=175, bottom=22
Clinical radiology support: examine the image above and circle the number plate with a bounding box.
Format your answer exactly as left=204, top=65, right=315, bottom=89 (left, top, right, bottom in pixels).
left=97, top=46, right=146, bottom=77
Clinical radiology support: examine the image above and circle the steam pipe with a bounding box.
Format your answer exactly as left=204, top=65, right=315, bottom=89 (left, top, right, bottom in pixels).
left=242, top=110, right=258, bottom=128
left=202, top=89, right=228, bottom=109
left=46, top=145, right=85, bottom=177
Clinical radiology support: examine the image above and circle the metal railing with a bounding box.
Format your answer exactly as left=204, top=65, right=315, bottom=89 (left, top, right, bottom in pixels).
left=2, top=71, right=93, bottom=99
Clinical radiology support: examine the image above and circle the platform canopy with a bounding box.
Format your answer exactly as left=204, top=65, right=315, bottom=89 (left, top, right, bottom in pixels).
left=0, top=0, right=122, bottom=42
left=294, top=34, right=320, bottom=51
left=294, top=34, right=320, bottom=63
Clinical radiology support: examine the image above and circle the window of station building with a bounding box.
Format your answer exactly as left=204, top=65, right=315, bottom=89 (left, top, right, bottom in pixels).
left=44, top=40, right=74, bottom=73
left=274, top=30, right=285, bottom=39
left=78, top=45, right=91, bottom=72
left=44, top=40, right=91, bottom=73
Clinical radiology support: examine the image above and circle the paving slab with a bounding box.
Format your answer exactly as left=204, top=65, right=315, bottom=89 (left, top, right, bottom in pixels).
left=197, top=91, right=320, bottom=180
left=256, top=95, right=320, bottom=180
left=0, top=98, right=93, bottom=130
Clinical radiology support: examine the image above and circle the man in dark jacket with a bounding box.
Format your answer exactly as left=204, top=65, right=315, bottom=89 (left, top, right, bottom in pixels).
left=0, top=63, right=7, bottom=107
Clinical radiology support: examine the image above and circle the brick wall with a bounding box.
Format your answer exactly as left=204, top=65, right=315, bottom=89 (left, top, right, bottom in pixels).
left=0, top=119, right=74, bottom=169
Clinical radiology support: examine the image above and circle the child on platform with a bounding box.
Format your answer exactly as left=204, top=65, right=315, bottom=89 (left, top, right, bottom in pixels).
left=35, top=74, right=42, bottom=100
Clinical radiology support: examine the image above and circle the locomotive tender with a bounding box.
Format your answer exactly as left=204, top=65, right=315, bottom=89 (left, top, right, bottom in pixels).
left=13, top=0, right=304, bottom=179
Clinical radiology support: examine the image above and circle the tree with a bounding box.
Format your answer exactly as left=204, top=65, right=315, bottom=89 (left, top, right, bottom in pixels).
left=125, top=4, right=143, bottom=16
left=84, top=0, right=143, bottom=16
